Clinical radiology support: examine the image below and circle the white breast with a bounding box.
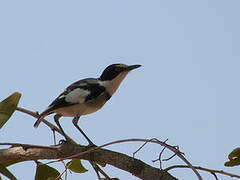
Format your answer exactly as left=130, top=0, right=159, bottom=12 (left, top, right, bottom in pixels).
left=101, top=71, right=128, bottom=95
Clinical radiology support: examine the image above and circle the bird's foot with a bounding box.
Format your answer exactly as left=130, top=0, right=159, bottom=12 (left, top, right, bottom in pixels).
left=58, top=139, right=67, bottom=145
left=58, top=138, right=76, bottom=145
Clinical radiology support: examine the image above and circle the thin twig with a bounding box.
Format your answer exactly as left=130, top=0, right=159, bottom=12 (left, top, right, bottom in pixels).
left=63, top=161, right=68, bottom=180
left=211, top=172, right=219, bottom=180
left=90, top=161, right=102, bottom=180
left=159, top=146, right=166, bottom=169
left=165, top=165, right=240, bottom=179
left=162, top=147, right=179, bottom=161
left=133, top=138, right=158, bottom=158
left=158, top=144, right=167, bottom=169
left=59, top=159, right=68, bottom=180
left=90, top=161, right=112, bottom=180
left=94, top=164, right=111, bottom=180
left=56, top=163, right=69, bottom=180
left=152, top=139, right=168, bottom=169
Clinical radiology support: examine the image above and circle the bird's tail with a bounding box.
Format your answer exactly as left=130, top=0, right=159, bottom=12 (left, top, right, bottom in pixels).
left=34, top=105, right=54, bottom=128
left=33, top=110, right=50, bottom=128
left=33, top=114, right=45, bottom=128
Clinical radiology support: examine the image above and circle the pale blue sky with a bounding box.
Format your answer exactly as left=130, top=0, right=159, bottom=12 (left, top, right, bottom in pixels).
left=1, top=1, right=240, bottom=179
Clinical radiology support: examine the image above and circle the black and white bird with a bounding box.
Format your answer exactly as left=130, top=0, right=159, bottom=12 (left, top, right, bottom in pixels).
left=34, top=63, right=141, bottom=145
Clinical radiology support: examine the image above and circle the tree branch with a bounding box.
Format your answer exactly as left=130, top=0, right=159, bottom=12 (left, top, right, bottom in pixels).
left=0, top=142, right=177, bottom=180
left=165, top=165, right=240, bottom=179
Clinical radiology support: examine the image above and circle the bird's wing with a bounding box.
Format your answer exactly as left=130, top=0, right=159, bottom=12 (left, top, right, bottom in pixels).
left=44, top=78, right=106, bottom=113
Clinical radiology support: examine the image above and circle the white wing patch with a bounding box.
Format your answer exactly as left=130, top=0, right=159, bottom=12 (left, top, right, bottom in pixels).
left=65, top=88, right=90, bottom=103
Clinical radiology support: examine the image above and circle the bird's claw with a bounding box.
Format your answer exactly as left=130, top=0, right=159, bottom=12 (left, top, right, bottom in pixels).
left=58, top=139, right=67, bottom=145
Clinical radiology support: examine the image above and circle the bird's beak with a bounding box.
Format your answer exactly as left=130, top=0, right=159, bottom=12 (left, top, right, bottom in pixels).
left=125, top=64, right=141, bottom=71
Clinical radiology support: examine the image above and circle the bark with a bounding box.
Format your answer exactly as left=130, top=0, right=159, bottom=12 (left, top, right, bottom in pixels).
left=0, top=142, right=177, bottom=180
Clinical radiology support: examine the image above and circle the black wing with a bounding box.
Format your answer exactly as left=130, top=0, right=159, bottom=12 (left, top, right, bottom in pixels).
left=47, top=78, right=106, bottom=111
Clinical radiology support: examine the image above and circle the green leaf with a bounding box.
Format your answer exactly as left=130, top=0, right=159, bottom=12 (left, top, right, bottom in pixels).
left=225, top=148, right=240, bottom=167
left=0, top=92, right=21, bottom=128
left=0, top=163, right=17, bottom=180
left=35, top=163, right=60, bottom=180
left=228, top=148, right=240, bottom=160
left=0, top=160, right=22, bottom=167
left=225, top=160, right=240, bottom=167
left=67, top=159, right=88, bottom=173
left=95, top=161, right=107, bottom=167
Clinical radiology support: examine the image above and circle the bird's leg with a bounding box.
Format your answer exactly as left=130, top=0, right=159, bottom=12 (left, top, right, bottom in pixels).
left=72, top=116, right=95, bottom=146
left=54, top=114, right=71, bottom=142
left=52, top=129, right=57, bottom=145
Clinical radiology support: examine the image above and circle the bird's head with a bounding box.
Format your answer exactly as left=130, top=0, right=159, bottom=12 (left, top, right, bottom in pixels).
left=99, top=63, right=141, bottom=95
left=99, top=64, right=141, bottom=81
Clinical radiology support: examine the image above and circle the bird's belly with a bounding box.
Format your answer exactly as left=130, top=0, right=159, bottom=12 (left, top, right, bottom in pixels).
left=53, top=98, right=106, bottom=117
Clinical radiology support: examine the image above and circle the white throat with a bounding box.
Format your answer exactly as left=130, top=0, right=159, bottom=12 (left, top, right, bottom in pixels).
left=101, top=71, right=128, bottom=95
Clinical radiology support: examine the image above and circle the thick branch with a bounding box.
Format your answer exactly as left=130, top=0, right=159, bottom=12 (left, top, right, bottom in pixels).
left=0, top=142, right=177, bottom=180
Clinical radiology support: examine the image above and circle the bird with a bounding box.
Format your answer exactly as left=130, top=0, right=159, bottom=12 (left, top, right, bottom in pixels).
left=34, top=63, right=141, bottom=145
